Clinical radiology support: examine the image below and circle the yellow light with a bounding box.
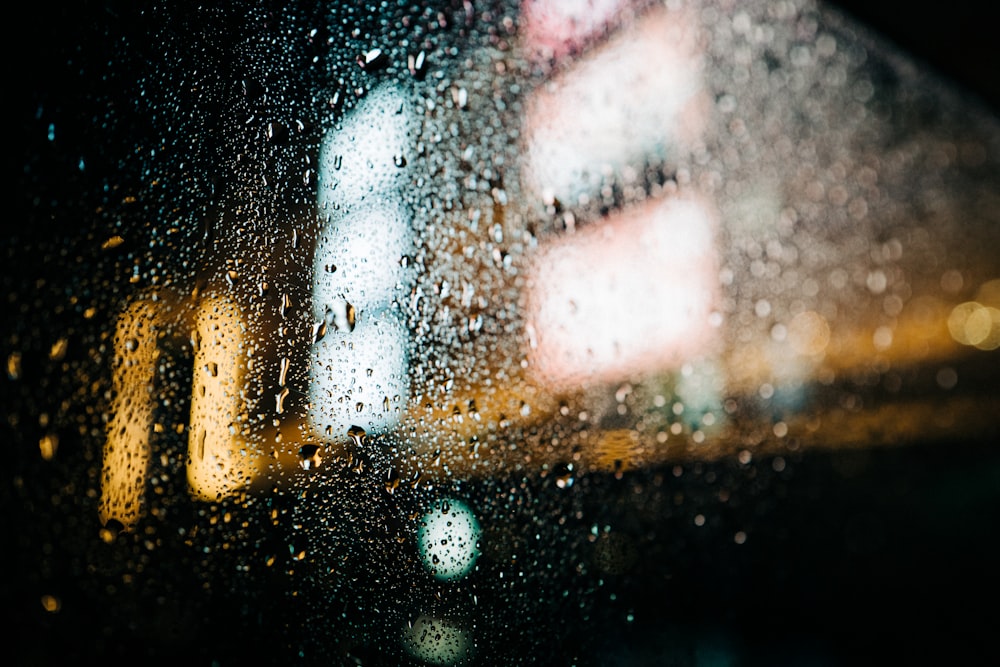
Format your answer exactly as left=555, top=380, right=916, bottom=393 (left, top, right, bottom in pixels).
left=949, top=301, right=1000, bottom=350
left=186, top=296, right=255, bottom=502
left=99, top=297, right=160, bottom=529
left=39, top=434, right=58, bottom=461
left=972, top=306, right=1000, bottom=350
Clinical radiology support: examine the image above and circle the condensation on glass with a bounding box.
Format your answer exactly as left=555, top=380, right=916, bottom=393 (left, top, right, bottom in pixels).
left=10, top=0, right=1000, bottom=665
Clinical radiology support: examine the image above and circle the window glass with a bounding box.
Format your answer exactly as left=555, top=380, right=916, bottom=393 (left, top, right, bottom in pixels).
left=10, top=1, right=1000, bottom=664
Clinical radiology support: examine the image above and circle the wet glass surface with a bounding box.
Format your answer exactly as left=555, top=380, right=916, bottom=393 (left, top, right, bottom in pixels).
left=9, top=1, right=1000, bottom=665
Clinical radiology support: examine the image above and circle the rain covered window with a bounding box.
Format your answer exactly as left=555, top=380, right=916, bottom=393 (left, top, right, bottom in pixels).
left=10, top=1, right=1000, bottom=665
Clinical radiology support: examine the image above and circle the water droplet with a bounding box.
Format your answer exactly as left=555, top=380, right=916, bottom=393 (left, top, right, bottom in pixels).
left=7, top=352, right=22, bottom=380
left=553, top=462, right=575, bottom=489
left=298, top=444, right=322, bottom=470
left=359, top=48, right=388, bottom=71
left=279, top=357, right=290, bottom=387
left=266, top=121, right=287, bottom=143
left=49, top=338, right=68, bottom=361
left=385, top=468, right=400, bottom=494
left=347, top=425, right=367, bottom=447
left=325, top=299, right=356, bottom=332
left=311, top=320, right=327, bottom=344
left=39, top=434, right=58, bottom=461
left=275, top=387, right=290, bottom=414
left=408, top=50, right=427, bottom=78
left=101, top=236, right=124, bottom=250
left=393, top=154, right=407, bottom=168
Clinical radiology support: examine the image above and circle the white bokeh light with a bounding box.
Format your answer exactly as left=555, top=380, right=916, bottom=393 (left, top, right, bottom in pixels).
left=417, top=499, right=481, bottom=582
left=309, top=83, right=415, bottom=441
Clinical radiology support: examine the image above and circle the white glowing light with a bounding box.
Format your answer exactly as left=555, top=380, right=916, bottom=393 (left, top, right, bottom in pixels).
left=403, top=614, right=472, bottom=666
left=417, top=499, right=481, bottom=581
left=526, top=197, right=719, bottom=389
left=521, top=0, right=628, bottom=60
left=310, top=84, right=415, bottom=441
left=317, top=85, right=413, bottom=209
left=524, top=8, right=705, bottom=206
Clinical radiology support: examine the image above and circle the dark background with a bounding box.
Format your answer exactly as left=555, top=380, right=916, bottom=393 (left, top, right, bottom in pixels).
left=13, top=0, right=1000, bottom=112
left=831, top=0, right=1000, bottom=115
